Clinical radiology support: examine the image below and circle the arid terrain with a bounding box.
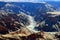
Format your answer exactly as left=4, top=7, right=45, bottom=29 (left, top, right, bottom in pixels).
left=0, top=27, right=60, bottom=40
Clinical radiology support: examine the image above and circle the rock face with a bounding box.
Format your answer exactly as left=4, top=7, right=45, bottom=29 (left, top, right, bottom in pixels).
left=0, top=29, right=58, bottom=40
left=0, top=13, right=59, bottom=40
left=0, top=13, right=31, bottom=34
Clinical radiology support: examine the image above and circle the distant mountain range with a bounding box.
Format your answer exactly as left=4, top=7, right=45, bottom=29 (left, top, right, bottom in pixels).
left=0, top=1, right=57, bottom=21
left=46, top=1, right=60, bottom=11
left=0, top=1, right=60, bottom=32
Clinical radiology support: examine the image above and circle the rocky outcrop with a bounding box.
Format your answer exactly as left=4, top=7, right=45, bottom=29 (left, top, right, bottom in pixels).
left=0, top=29, right=58, bottom=40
